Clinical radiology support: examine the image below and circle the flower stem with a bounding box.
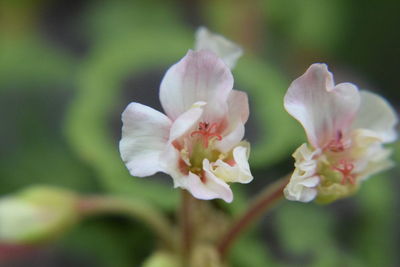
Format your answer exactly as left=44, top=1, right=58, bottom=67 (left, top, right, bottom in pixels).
left=77, top=196, right=175, bottom=250
left=180, top=190, right=193, bottom=265
left=217, top=175, right=290, bottom=259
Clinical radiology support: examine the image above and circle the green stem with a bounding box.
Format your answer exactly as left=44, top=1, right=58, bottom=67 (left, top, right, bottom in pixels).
left=77, top=196, right=175, bottom=250
left=217, top=175, right=290, bottom=259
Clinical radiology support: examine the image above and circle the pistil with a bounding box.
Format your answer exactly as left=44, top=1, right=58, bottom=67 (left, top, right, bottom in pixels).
left=191, top=122, right=222, bottom=148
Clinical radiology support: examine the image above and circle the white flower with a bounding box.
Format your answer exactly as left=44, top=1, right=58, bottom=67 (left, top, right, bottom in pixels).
left=120, top=50, right=252, bottom=202
left=283, top=64, right=398, bottom=203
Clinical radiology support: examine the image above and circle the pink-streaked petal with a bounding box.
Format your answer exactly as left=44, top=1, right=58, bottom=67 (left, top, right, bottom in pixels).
left=227, top=90, right=249, bottom=124
left=169, top=102, right=205, bottom=142
left=159, top=50, right=233, bottom=121
left=194, top=27, right=243, bottom=69
left=215, top=90, right=249, bottom=152
left=352, top=91, right=398, bottom=143
left=119, top=103, right=171, bottom=177
left=284, top=63, right=360, bottom=148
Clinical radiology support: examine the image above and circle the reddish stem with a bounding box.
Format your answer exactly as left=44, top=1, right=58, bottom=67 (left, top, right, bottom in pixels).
left=217, top=176, right=290, bottom=259
left=181, top=190, right=193, bottom=263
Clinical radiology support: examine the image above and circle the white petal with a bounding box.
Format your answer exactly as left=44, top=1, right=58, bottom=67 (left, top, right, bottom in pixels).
left=120, top=103, right=171, bottom=177
left=195, top=26, right=243, bottom=69
left=284, top=170, right=319, bottom=202
left=227, top=90, right=250, bottom=123
left=298, top=176, right=320, bottom=187
left=212, top=145, right=253, bottom=184
left=202, top=159, right=234, bottom=202
left=172, top=161, right=233, bottom=203
left=350, top=129, right=394, bottom=181
left=352, top=90, right=398, bottom=143
left=159, top=143, right=183, bottom=186
left=284, top=63, right=360, bottom=148
left=215, top=122, right=244, bottom=153
left=215, top=90, right=249, bottom=152
left=169, top=102, right=205, bottom=142
left=159, top=50, right=233, bottom=121
left=284, top=184, right=318, bottom=202
left=284, top=144, right=320, bottom=203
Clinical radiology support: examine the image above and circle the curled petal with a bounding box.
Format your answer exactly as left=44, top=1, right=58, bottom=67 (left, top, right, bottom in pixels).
left=284, top=172, right=319, bottom=202
left=171, top=160, right=233, bottom=202
left=212, top=146, right=253, bottom=184
left=284, top=144, right=319, bottom=202
left=195, top=26, right=243, bottom=69
left=120, top=103, right=171, bottom=177
left=159, top=50, right=233, bottom=121
left=352, top=90, right=398, bottom=143
left=284, top=64, right=360, bottom=148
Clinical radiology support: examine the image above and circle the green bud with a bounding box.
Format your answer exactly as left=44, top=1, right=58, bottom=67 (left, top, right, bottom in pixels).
left=0, top=186, right=79, bottom=243
left=142, top=251, right=179, bottom=267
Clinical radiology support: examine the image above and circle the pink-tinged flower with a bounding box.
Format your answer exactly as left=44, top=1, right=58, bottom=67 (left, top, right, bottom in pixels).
left=283, top=64, right=398, bottom=203
left=194, top=27, right=243, bottom=69
left=119, top=50, right=253, bottom=203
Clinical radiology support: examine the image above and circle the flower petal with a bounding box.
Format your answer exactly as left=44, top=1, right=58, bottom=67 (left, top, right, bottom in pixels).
left=284, top=144, right=319, bottom=202
left=202, top=159, right=234, bottom=202
left=352, top=90, right=398, bottom=143
left=284, top=64, right=360, bottom=148
left=212, top=145, right=253, bottom=184
left=168, top=102, right=205, bottom=142
left=120, top=103, right=171, bottom=177
left=215, top=90, right=249, bottom=152
left=159, top=50, right=233, bottom=121
left=284, top=173, right=318, bottom=202
left=170, top=159, right=233, bottom=203
left=195, top=26, right=243, bottom=69
left=227, top=89, right=250, bottom=124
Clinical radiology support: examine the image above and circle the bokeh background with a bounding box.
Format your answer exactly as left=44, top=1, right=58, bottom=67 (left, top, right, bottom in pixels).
left=1, top=0, right=399, bottom=266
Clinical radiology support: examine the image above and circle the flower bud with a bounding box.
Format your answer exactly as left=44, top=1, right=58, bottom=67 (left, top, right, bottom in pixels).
left=0, top=186, right=79, bottom=243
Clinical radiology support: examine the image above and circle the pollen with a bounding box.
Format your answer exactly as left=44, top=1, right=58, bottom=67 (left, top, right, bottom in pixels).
left=191, top=122, right=222, bottom=148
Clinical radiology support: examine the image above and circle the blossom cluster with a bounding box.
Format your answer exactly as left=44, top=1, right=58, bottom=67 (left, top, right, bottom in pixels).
left=119, top=27, right=398, bottom=204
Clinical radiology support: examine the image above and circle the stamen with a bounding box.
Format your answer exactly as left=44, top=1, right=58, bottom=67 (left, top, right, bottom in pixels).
left=191, top=122, right=222, bottom=148
left=333, top=159, right=356, bottom=185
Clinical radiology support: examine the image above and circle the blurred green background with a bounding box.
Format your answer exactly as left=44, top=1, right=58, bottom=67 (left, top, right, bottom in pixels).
left=0, top=0, right=399, bottom=266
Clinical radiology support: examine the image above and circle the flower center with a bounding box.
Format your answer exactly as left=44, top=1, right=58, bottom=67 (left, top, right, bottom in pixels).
left=191, top=122, right=222, bottom=148
left=326, top=131, right=347, bottom=152
left=333, top=159, right=356, bottom=185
